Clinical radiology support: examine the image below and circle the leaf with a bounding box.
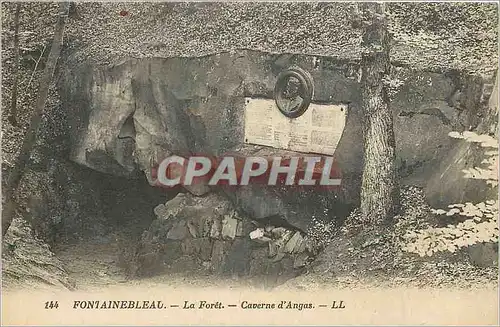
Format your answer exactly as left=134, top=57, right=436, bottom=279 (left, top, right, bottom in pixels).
left=448, top=131, right=464, bottom=139
left=476, top=202, right=487, bottom=210
left=462, top=131, right=477, bottom=139
left=447, top=208, right=461, bottom=216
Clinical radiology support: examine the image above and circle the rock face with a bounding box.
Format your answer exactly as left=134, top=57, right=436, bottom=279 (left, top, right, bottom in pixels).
left=22, top=163, right=109, bottom=244
left=2, top=217, right=75, bottom=290
left=60, top=3, right=497, bottom=77
left=60, top=50, right=493, bottom=231
left=467, top=242, right=499, bottom=268
left=132, top=192, right=308, bottom=280
left=425, top=72, right=499, bottom=208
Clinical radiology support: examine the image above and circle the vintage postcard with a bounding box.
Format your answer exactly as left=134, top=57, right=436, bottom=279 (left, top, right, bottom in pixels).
left=1, top=1, right=498, bottom=325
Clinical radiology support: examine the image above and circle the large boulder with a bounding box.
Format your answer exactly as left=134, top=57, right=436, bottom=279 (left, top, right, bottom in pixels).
left=60, top=50, right=492, bottom=230
left=131, top=192, right=309, bottom=281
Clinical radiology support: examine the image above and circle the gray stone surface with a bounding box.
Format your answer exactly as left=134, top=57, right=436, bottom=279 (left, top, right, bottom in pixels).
left=467, top=242, right=499, bottom=268
left=210, top=240, right=228, bottom=274
left=166, top=221, right=188, bottom=241
left=293, top=252, right=309, bottom=269
left=62, top=3, right=498, bottom=77
left=285, top=232, right=303, bottom=254
left=153, top=204, right=168, bottom=220
left=221, top=215, right=238, bottom=240
left=223, top=237, right=253, bottom=276
left=210, top=220, right=221, bottom=239
left=236, top=221, right=244, bottom=237
left=61, top=49, right=493, bottom=231
left=181, top=238, right=213, bottom=261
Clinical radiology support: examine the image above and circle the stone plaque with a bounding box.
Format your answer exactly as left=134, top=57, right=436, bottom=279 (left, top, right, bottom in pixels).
left=243, top=98, right=347, bottom=155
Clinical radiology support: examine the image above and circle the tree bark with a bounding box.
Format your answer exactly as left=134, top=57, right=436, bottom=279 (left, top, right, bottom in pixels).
left=8, top=3, right=21, bottom=126
left=2, top=2, right=70, bottom=238
left=358, top=3, right=399, bottom=224
left=484, top=71, right=498, bottom=137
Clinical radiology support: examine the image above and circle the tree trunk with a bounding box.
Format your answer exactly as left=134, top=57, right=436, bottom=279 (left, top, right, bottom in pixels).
left=2, top=2, right=70, bottom=238
left=485, top=71, right=498, bottom=137
left=359, top=3, right=399, bottom=224
left=8, top=3, right=21, bottom=126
